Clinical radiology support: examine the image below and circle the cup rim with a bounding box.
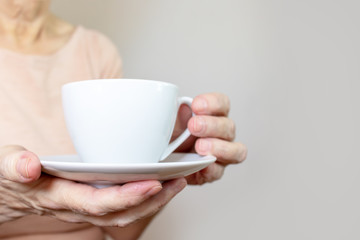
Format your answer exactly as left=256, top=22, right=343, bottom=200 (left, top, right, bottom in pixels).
left=62, top=78, right=178, bottom=90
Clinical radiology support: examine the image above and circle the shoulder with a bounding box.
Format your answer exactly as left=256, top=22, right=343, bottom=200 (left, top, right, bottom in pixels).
left=78, top=26, right=118, bottom=54
left=75, top=26, right=122, bottom=78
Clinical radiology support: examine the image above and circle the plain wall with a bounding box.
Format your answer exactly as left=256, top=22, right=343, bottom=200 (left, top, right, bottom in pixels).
left=51, top=1, right=360, bottom=239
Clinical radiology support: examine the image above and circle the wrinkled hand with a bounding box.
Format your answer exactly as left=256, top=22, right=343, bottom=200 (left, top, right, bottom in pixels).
left=173, top=93, right=247, bottom=185
left=0, top=145, right=186, bottom=227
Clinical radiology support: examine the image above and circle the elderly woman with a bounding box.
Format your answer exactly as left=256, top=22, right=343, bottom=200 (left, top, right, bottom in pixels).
left=0, top=0, right=247, bottom=239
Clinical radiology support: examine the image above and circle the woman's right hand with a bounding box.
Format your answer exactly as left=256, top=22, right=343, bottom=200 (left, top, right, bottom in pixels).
left=0, top=145, right=186, bottom=226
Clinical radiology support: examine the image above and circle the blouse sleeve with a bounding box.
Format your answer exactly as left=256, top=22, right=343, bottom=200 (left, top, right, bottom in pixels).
left=87, top=29, right=123, bottom=79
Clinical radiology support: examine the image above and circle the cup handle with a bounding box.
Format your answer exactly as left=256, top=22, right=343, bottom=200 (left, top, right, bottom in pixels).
left=160, top=96, right=193, bottom=161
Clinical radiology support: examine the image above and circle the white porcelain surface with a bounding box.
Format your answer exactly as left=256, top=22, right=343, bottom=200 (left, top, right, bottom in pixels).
left=40, top=153, right=216, bottom=185
left=62, top=79, right=193, bottom=164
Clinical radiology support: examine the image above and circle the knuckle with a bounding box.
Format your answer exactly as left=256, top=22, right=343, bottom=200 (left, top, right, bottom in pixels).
left=201, top=164, right=223, bottom=183
left=114, top=221, right=127, bottom=228
left=38, top=197, right=63, bottom=211
left=71, top=200, right=104, bottom=216
left=234, top=143, right=247, bottom=163
left=114, top=218, right=133, bottom=228
left=112, top=212, right=146, bottom=228
left=90, top=208, right=107, bottom=217
left=211, top=164, right=224, bottom=181
left=83, top=203, right=106, bottom=216
left=60, top=187, right=107, bottom=216
left=81, top=195, right=108, bottom=216
left=194, top=172, right=207, bottom=185
left=216, top=142, right=230, bottom=159
left=239, top=144, right=248, bottom=162
left=122, top=199, right=134, bottom=210
left=215, top=140, right=247, bottom=164
left=118, top=196, right=140, bottom=211
left=224, top=118, right=236, bottom=140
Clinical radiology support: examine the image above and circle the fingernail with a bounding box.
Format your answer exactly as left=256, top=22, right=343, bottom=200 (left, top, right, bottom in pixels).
left=198, top=139, right=211, bottom=153
left=146, top=185, right=163, bottom=197
left=16, top=157, right=30, bottom=179
left=194, top=98, right=207, bottom=112
left=193, top=117, right=205, bottom=133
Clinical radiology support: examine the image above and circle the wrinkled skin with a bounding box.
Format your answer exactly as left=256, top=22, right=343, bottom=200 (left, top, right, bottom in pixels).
left=174, top=93, right=247, bottom=184
left=0, top=93, right=247, bottom=230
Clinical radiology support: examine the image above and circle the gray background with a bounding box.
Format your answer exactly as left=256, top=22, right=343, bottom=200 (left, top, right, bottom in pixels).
left=52, top=1, right=360, bottom=239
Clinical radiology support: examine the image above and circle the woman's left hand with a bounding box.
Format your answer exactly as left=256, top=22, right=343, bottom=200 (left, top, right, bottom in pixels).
left=173, top=93, right=247, bottom=185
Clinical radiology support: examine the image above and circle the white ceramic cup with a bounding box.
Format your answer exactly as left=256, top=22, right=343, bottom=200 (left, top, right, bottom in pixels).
left=62, top=79, right=193, bottom=164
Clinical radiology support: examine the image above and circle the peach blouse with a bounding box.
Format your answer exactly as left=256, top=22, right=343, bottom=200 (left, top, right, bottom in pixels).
left=0, top=26, right=122, bottom=239
left=0, top=25, right=122, bottom=156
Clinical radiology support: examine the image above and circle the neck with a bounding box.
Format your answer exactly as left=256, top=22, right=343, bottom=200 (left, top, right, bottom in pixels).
left=0, top=0, right=51, bottom=46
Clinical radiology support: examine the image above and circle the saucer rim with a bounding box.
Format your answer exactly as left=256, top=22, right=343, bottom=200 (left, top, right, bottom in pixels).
left=39, top=153, right=217, bottom=185
left=40, top=153, right=216, bottom=172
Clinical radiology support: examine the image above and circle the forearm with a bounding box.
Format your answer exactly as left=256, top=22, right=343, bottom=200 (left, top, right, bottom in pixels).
left=100, top=178, right=187, bottom=240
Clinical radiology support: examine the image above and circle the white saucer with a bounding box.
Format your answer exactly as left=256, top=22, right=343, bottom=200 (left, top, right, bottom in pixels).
left=40, top=153, right=216, bottom=186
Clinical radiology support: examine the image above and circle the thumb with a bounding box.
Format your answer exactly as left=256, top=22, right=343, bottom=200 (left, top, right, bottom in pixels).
left=0, top=145, right=41, bottom=183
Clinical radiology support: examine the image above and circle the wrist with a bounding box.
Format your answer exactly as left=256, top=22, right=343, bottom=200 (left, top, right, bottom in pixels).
left=0, top=180, right=32, bottom=224
left=0, top=206, right=28, bottom=224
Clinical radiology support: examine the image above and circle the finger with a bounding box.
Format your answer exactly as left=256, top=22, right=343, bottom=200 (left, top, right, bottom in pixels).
left=188, top=116, right=236, bottom=141
left=192, top=93, right=230, bottom=116
left=46, top=179, right=162, bottom=216
left=195, top=138, right=247, bottom=165
left=94, top=178, right=187, bottom=227
left=0, top=145, right=41, bottom=183
left=185, top=163, right=225, bottom=185
left=171, top=104, right=197, bottom=152
left=171, top=104, right=193, bottom=140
